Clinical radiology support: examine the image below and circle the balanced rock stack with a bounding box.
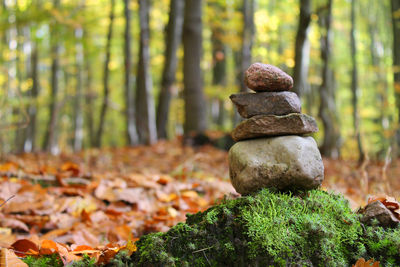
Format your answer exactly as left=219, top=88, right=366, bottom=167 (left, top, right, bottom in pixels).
left=229, top=63, right=324, bottom=195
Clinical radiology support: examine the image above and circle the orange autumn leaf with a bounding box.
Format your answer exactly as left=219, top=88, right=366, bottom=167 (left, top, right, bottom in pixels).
left=72, top=245, right=94, bottom=252
left=352, top=257, right=380, bottom=267
left=60, top=162, right=81, bottom=176
left=39, top=239, right=58, bottom=255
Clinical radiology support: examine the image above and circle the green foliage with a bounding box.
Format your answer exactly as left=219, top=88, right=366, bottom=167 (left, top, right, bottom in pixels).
left=70, top=254, right=96, bottom=267
left=23, top=254, right=63, bottom=267
left=130, top=189, right=400, bottom=266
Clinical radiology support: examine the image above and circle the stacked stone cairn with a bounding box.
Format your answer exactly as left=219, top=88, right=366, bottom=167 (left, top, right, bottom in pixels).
left=229, top=63, right=324, bottom=195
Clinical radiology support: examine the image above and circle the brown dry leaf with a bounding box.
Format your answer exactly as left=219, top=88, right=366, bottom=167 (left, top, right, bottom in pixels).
left=10, top=239, right=39, bottom=257
left=0, top=248, right=28, bottom=267
left=1, top=218, right=29, bottom=232
left=60, top=162, right=81, bottom=176
left=352, top=258, right=380, bottom=267
left=55, top=242, right=81, bottom=265
left=382, top=196, right=400, bottom=210
left=72, top=229, right=98, bottom=248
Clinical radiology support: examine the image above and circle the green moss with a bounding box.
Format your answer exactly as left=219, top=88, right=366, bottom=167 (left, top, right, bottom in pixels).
left=126, top=189, right=400, bottom=266
left=23, top=254, right=63, bottom=267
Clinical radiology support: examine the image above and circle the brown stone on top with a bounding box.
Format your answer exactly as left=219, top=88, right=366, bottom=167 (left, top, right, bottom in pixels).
left=244, top=63, right=293, bottom=92
left=230, top=91, right=301, bottom=118
left=231, top=113, right=318, bottom=142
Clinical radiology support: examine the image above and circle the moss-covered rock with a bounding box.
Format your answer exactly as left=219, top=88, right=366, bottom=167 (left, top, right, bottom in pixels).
left=127, top=189, right=400, bottom=267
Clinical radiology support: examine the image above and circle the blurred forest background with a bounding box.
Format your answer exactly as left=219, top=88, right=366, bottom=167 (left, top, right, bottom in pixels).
left=1, top=0, right=400, bottom=162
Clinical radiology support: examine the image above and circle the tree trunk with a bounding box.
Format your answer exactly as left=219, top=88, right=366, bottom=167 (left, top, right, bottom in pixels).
left=183, top=0, right=207, bottom=135
left=368, top=4, right=390, bottom=158
left=25, top=45, right=39, bottom=152
left=211, top=1, right=227, bottom=128
left=240, top=0, right=254, bottom=93
left=318, top=0, right=341, bottom=158
left=234, top=0, right=254, bottom=124
left=392, top=0, right=400, bottom=154
left=43, top=0, right=61, bottom=153
left=83, top=29, right=95, bottom=147
left=124, top=0, right=139, bottom=145
left=95, top=0, right=115, bottom=147
left=293, top=0, right=311, bottom=98
left=73, top=28, right=84, bottom=151
left=136, top=0, right=157, bottom=145
left=350, top=0, right=364, bottom=163
left=156, top=0, right=184, bottom=139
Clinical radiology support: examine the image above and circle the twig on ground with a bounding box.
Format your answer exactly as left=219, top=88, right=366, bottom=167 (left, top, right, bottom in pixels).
left=0, top=195, right=15, bottom=208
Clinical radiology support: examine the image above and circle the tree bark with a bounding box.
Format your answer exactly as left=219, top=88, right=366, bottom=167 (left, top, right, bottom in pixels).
left=135, top=0, right=157, bottom=144
left=25, top=45, right=39, bottom=152
left=124, top=0, right=139, bottom=145
left=368, top=4, right=390, bottom=158
left=293, top=0, right=311, bottom=98
left=350, top=0, right=364, bottom=163
left=211, top=1, right=227, bottom=128
left=83, top=29, right=95, bottom=147
left=318, top=0, right=341, bottom=158
left=240, top=0, right=254, bottom=93
left=156, top=0, right=184, bottom=139
left=183, top=0, right=207, bottom=135
left=95, top=0, right=115, bottom=147
left=392, top=0, right=400, bottom=154
left=73, top=28, right=84, bottom=151
left=234, top=0, right=254, bottom=124
left=43, top=0, right=61, bottom=153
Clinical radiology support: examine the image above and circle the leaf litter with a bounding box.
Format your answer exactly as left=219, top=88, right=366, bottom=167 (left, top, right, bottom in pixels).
left=0, top=139, right=399, bottom=264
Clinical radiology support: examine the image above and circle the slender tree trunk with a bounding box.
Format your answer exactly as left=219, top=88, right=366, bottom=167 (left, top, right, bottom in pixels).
left=318, top=0, right=341, bottom=158
left=392, top=0, right=400, bottom=154
left=95, top=0, right=115, bottom=147
left=293, top=0, right=311, bottom=98
left=123, top=0, right=138, bottom=145
left=83, top=29, right=95, bottom=147
left=136, top=0, right=157, bottom=144
left=156, top=0, right=184, bottom=139
left=240, top=0, right=254, bottom=93
left=369, top=5, right=390, bottom=158
left=211, top=1, right=227, bottom=128
left=234, top=0, right=254, bottom=124
left=43, top=0, right=61, bottom=153
left=73, top=28, right=84, bottom=151
left=25, top=45, right=39, bottom=152
left=183, top=0, right=207, bottom=135
left=350, top=0, right=364, bottom=163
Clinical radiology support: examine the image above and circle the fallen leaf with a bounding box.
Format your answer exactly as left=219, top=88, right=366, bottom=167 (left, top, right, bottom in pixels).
left=0, top=248, right=28, bottom=267
left=10, top=239, right=39, bottom=257
left=39, top=239, right=58, bottom=255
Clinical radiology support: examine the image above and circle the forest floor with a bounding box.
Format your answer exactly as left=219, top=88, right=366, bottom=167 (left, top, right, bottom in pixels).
left=0, top=138, right=399, bottom=264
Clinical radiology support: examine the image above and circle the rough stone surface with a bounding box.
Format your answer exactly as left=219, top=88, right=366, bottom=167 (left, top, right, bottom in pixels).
left=244, top=63, right=293, bottom=92
left=231, top=114, right=318, bottom=141
left=360, top=201, right=400, bottom=227
left=230, top=91, right=301, bottom=118
left=228, top=136, right=324, bottom=195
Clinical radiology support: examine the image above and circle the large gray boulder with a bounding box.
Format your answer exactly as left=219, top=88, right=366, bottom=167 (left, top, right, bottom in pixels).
left=229, top=136, right=324, bottom=195
left=230, top=91, right=301, bottom=118
left=231, top=114, right=318, bottom=142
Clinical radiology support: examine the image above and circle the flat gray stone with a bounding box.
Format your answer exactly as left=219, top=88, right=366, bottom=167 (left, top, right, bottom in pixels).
left=230, top=91, right=301, bottom=118
left=359, top=201, right=400, bottom=227
left=244, top=63, right=293, bottom=92
left=229, top=136, right=324, bottom=195
left=231, top=114, right=318, bottom=142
